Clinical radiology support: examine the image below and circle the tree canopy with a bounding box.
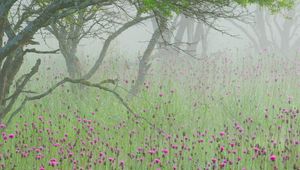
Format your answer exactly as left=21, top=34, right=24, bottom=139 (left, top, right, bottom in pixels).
left=139, top=0, right=294, bottom=16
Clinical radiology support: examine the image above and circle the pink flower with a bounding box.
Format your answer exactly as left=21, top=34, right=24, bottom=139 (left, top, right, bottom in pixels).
left=49, top=158, right=59, bottom=166
left=254, top=147, right=260, bottom=152
left=1, top=132, right=6, bottom=137
left=108, top=157, right=115, bottom=163
left=99, top=152, right=105, bottom=158
left=8, top=134, right=15, bottom=139
left=119, top=160, right=125, bottom=168
left=270, top=154, right=276, bottom=161
left=159, top=93, right=163, bottom=97
left=198, top=139, right=204, bottom=143
left=39, top=165, right=45, bottom=170
left=220, top=162, right=226, bottom=168
left=219, top=131, right=225, bottom=137
left=21, top=152, right=29, bottom=158
left=171, top=144, right=178, bottom=149
left=0, top=123, right=6, bottom=129
left=154, top=158, right=161, bottom=164
left=53, top=143, right=60, bottom=147
left=148, top=149, right=157, bottom=155
left=2, top=136, right=8, bottom=141
left=212, top=158, right=217, bottom=163
left=137, top=147, right=144, bottom=153
left=220, top=146, right=225, bottom=152
left=36, top=154, right=44, bottom=160
left=162, top=148, right=169, bottom=155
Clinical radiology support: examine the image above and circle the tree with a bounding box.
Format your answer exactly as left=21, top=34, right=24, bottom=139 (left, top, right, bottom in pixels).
left=128, top=0, right=293, bottom=96
left=230, top=4, right=300, bottom=56
left=0, top=0, right=114, bottom=121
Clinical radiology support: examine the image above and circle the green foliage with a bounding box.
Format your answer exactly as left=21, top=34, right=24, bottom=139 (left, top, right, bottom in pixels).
left=139, top=0, right=295, bottom=16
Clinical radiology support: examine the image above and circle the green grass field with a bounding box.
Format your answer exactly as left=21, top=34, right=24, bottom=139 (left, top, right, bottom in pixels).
left=1, top=53, right=300, bottom=170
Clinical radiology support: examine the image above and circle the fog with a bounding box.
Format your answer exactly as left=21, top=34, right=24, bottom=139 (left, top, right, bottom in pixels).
left=1, top=2, right=300, bottom=169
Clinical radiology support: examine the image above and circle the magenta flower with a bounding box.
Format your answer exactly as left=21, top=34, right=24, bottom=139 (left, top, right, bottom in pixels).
left=154, top=158, right=161, bottom=164
left=148, top=149, right=157, bottom=155
left=108, top=157, right=115, bottom=163
left=49, top=158, right=59, bottom=166
left=39, top=165, right=45, bottom=170
left=270, top=154, right=276, bottom=161
left=53, top=143, right=60, bottom=147
left=99, top=152, right=105, bottom=158
left=212, top=158, right=217, bottom=163
left=219, top=131, right=225, bottom=137
left=220, top=146, right=225, bottom=152
left=162, top=148, right=169, bottom=155
left=220, top=162, right=226, bottom=168
left=119, top=160, right=125, bottom=168
left=0, top=123, right=6, bottom=129
left=36, top=154, right=44, bottom=160
left=2, top=136, right=8, bottom=141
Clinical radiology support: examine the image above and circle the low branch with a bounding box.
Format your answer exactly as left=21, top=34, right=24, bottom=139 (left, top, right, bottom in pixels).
left=6, top=78, right=166, bottom=135
left=1, top=59, right=41, bottom=120
left=24, top=48, right=60, bottom=55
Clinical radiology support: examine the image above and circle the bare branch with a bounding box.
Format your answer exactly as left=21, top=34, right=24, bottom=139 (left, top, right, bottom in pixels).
left=24, top=48, right=60, bottom=55
left=82, top=15, right=153, bottom=80
left=6, top=78, right=166, bottom=135
left=1, top=59, right=41, bottom=120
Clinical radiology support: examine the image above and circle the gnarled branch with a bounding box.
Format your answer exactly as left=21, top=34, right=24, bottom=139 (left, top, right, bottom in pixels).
left=6, top=77, right=166, bottom=135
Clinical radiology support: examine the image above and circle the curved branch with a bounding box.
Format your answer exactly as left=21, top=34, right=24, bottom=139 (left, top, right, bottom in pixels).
left=6, top=78, right=166, bottom=135
left=1, top=59, right=41, bottom=120
left=82, top=15, right=153, bottom=80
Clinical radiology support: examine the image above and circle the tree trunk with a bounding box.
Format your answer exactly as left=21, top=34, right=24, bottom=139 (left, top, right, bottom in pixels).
left=58, top=40, right=82, bottom=92
left=129, top=20, right=167, bottom=97
left=0, top=49, right=25, bottom=120
left=255, top=8, right=270, bottom=51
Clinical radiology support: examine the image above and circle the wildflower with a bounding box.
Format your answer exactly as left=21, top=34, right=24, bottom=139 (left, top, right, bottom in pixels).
left=171, top=144, right=178, bottom=149
left=0, top=123, right=6, bottom=129
left=99, top=152, right=105, bottom=158
left=162, top=148, right=169, bottom=155
left=219, top=132, right=225, bottom=137
left=53, top=143, right=60, bottom=147
left=148, top=149, right=157, bottom=155
left=2, top=136, right=8, bottom=141
left=154, top=158, right=161, bottom=164
left=119, top=160, right=125, bottom=168
left=220, top=146, right=225, bottom=152
left=108, top=157, right=115, bottom=163
left=36, top=154, right=44, bottom=160
left=49, top=158, right=59, bottom=166
left=220, top=162, right=226, bottom=168
left=270, top=154, right=276, bottom=161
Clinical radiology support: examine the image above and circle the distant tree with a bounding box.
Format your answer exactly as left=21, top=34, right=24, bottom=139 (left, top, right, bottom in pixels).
left=46, top=5, right=153, bottom=93
left=230, top=4, right=300, bottom=56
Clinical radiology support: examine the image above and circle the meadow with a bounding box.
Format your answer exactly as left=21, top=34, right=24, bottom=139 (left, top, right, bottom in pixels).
left=1, top=50, right=300, bottom=170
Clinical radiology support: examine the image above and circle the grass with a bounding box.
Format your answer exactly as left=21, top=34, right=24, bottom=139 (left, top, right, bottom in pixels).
left=0, top=53, right=300, bottom=170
